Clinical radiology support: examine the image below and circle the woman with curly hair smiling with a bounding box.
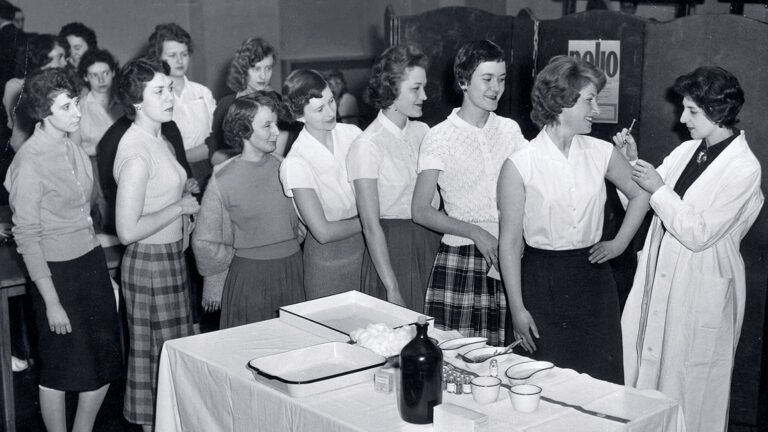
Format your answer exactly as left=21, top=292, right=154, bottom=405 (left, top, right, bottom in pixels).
left=208, top=37, right=286, bottom=163
left=192, top=92, right=305, bottom=327
left=346, top=45, right=440, bottom=311
left=497, top=55, right=649, bottom=383
left=4, top=67, right=121, bottom=432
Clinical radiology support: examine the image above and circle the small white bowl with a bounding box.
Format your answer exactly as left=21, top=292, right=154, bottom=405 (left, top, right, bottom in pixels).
left=504, top=360, right=554, bottom=385
left=470, top=376, right=501, bottom=404
left=509, top=384, right=542, bottom=412
left=437, top=337, right=488, bottom=358
left=459, top=346, right=513, bottom=371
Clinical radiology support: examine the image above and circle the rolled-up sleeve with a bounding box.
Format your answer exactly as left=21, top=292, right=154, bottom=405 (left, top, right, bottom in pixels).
left=6, top=161, right=51, bottom=281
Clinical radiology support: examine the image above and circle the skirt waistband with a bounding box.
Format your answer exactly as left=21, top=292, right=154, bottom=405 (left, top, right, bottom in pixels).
left=524, top=244, right=593, bottom=257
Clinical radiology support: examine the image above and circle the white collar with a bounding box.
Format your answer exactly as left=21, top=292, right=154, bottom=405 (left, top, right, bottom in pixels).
left=447, top=107, right=498, bottom=131
left=376, top=110, right=408, bottom=139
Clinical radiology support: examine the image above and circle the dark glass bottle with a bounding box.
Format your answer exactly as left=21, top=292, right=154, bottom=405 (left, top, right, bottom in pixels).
left=398, top=316, right=443, bottom=424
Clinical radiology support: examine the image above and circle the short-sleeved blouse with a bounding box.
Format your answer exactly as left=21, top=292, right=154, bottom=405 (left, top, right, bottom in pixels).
left=417, top=108, right=527, bottom=245
left=173, top=77, right=216, bottom=150
left=509, top=129, right=613, bottom=250
left=113, top=124, right=187, bottom=244
left=279, top=123, right=362, bottom=222
left=347, top=110, right=436, bottom=219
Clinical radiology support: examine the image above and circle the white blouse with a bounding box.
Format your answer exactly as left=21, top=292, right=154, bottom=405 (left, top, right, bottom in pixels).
left=418, top=108, right=527, bottom=246
left=78, top=91, right=122, bottom=156
left=508, top=129, right=614, bottom=250
left=173, top=77, right=216, bottom=150
left=347, top=110, right=437, bottom=219
left=280, top=123, right=363, bottom=222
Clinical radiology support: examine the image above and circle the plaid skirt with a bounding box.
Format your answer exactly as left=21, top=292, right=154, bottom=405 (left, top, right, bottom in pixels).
left=121, top=240, right=193, bottom=425
left=424, top=243, right=507, bottom=346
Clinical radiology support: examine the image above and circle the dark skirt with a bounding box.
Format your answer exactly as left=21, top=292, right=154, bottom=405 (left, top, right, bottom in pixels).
left=121, top=240, right=193, bottom=425
left=521, top=245, right=623, bottom=384
left=303, top=231, right=364, bottom=299
left=424, top=243, right=508, bottom=346
left=32, top=246, right=122, bottom=391
left=360, top=219, right=441, bottom=313
left=220, top=251, right=305, bottom=328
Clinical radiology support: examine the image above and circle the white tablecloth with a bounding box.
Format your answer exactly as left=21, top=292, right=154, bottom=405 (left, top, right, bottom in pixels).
left=155, top=319, right=684, bottom=432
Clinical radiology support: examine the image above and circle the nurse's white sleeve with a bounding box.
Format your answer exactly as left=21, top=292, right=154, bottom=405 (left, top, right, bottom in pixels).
left=650, top=165, right=762, bottom=252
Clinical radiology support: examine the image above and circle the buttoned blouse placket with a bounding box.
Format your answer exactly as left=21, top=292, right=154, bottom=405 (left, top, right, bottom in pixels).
left=63, top=139, right=96, bottom=242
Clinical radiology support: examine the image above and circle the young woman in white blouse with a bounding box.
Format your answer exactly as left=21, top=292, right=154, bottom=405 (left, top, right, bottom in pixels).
left=347, top=45, right=441, bottom=311
left=279, top=69, right=364, bottom=299
left=148, top=22, right=215, bottom=191
left=411, top=40, right=527, bottom=346
left=497, top=55, right=649, bottom=383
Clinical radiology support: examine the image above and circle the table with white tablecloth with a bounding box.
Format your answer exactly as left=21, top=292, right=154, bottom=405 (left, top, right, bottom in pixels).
left=155, top=319, right=684, bottom=432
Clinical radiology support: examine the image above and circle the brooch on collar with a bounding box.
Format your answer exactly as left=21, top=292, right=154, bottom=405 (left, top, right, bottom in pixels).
left=696, top=150, right=707, bottom=165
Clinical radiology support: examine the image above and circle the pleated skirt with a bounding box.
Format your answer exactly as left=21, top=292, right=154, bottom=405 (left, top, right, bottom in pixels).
left=521, top=245, right=623, bottom=384
left=121, top=240, right=193, bottom=425
left=424, top=243, right=508, bottom=346
left=303, top=231, right=364, bottom=299
left=33, top=246, right=122, bottom=391
left=360, top=219, right=441, bottom=313
left=220, top=251, right=305, bottom=328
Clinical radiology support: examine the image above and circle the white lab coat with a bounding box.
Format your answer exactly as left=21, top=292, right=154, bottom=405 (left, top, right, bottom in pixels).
left=622, top=131, right=763, bottom=432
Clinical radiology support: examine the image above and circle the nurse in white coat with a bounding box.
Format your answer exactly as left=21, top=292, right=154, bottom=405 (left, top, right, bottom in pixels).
left=618, top=66, right=763, bottom=432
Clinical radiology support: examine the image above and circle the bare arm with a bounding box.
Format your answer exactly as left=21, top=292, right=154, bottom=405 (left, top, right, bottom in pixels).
left=185, top=144, right=210, bottom=163
left=292, top=188, right=361, bottom=244
left=411, top=169, right=498, bottom=269
left=589, top=149, right=650, bottom=263
left=115, top=158, right=199, bottom=244
left=353, top=178, right=405, bottom=305
left=497, top=160, right=538, bottom=352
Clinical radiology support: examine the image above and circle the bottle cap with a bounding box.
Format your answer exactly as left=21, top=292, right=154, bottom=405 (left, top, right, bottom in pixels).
left=417, top=316, right=427, bottom=325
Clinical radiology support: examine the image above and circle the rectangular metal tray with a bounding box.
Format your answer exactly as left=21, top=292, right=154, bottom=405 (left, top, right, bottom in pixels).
left=279, top=290, right=434, bottom=341
left=247, top=342, right=386, bottom=397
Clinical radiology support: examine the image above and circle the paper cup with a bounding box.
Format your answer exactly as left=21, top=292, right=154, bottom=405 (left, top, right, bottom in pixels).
left=509, top=384, right=541, bottom=412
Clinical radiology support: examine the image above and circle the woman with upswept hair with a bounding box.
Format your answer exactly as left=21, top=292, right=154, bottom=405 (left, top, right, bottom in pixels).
left=347, top=44, right=440, bottom=311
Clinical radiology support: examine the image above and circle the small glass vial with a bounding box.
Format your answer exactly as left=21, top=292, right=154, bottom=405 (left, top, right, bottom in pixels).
left=446, top=374, right=457, bottom=394
left=489, top=359, right=499, bottom=378
left=441, top=371, right=448, bottom=391
left=373, top=365, right=396, bottom=393
left=455, top=374, right=463, bottom=395
left=462, top=375, right=472, bottom=394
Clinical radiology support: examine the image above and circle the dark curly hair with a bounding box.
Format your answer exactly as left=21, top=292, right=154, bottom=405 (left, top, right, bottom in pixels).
left=453, top=40, right=504, bottom=94
left=59, top=22, right=98, bottom=51
left=222, top=91, right=280, bottom=152
left=21, top=68, right=77, bottom=123
left=78, top=48, right=118, bottom=81
left=147, top=23, right=193, bottom=60
left=673, top=66, right=744, bottom=128
left=16, top=34, right=67, bottom=77
left=365, top=45, right=429, bottom=109
left=115, top=57, right=170, bottom=120
left=226, top=37, right=276, bottom=93
left=530, top=55, right=606, bottom=128
left=282, top=69, right=327, bottom=120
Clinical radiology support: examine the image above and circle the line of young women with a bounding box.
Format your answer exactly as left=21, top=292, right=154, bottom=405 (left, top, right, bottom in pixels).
left=4, top=26, right=760, bottom=432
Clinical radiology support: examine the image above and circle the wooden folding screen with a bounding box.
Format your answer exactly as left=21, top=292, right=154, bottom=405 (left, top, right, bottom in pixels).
left=390, top=7, right=768, bottom=427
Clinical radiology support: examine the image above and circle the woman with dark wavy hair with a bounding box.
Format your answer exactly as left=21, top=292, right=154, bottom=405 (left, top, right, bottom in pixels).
left=3, top=33, right=67, bottom=150
left=619, top=66, right=762, bottom=432
left=192, top=91, right=304, bottom=327
left=346, top=45, right=440, bottom=311
left=208, top=37, right=292, bottom=163
left=113, top=57, right=198, bottom=431
left=4, top=67, right=121, bottom=432
left=148, top=22, right=215, bottom=191
left=279, top=69, right=364, bottom=299
left=497, top=55, right=649, bottom=383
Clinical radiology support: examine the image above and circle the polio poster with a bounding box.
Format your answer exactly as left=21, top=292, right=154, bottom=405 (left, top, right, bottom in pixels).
left=568, top=40, right=620, bottom=124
